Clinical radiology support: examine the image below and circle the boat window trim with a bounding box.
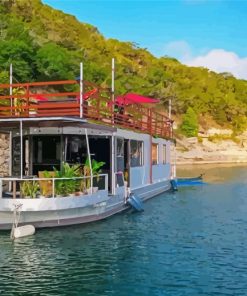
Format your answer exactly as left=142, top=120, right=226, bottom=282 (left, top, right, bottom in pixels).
left=130, top=140, right=144, bottom=167
left=152, top=143, right=159, bottom=165
left=162, top=144, right=166, bottom=164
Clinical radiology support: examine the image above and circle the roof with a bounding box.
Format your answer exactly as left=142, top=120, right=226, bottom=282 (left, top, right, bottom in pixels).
left=0, top=117, right=117, bottom=132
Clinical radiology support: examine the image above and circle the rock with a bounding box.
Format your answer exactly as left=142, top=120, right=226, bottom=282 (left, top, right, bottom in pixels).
left=0, top=133, right=10, bottom=177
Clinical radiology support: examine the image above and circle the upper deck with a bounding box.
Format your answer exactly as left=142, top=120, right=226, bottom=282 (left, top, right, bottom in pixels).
left=0, top=80, right=173, bottom=139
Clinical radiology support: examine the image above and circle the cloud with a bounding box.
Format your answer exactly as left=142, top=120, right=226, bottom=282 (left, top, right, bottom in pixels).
left=184, top=49, right=247, bottom=80
left=163, top=40, right=192, bottom=61
left=161, top=40, right=247, bottom=80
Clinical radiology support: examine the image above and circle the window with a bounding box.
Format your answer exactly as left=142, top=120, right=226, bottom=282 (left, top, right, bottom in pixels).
left=117, top=138, right=124, bottom=157
left=65, top=135, right=86, bottom=164
left=162, top=144, right=166, bottom=164
left=32, top=136, right=61, bottom=175
left=33, top=136, right=61, bottom=164
left=130, top=140, right=143, bottom=167
left=116, top=138, right=124, bottom=172
left=152, top=143, right=158, bottom=165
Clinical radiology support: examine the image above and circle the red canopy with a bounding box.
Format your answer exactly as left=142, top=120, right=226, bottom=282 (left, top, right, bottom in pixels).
left=116, top=93, right=159, bottom=106
left=76, top=88, right=98, bottom=101
left=31, top=94, right=48, bottom=101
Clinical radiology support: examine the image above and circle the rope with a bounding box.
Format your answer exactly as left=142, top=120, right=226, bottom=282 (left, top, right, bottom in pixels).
left=10, top=203, right=22, bottom=240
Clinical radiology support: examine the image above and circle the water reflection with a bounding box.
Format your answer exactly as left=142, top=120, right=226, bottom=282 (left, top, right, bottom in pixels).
left=1, top=165, right=247, bottom=295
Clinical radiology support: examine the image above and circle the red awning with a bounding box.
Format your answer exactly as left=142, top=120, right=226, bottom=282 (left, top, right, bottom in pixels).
left=116, top=93, right=159, bottom=106
left=76, top=88, right=98, bottom=101
left=30, top=94, right=48, bottom=101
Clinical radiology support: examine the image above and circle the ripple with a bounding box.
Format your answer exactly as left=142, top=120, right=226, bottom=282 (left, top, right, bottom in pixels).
left=1, top=166, right=247, bottom=295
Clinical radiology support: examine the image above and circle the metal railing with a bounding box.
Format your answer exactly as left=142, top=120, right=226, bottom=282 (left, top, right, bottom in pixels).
left=0, top=174, right=108, bottom=199
left=0, top=80, right=173, bottom=139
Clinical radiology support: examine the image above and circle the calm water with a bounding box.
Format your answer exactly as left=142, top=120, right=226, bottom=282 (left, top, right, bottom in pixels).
left=1, top=165, right=247, bottom=296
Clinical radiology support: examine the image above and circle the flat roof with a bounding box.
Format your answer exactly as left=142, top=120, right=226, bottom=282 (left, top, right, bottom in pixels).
left=0, top=117, right=117, bottom=132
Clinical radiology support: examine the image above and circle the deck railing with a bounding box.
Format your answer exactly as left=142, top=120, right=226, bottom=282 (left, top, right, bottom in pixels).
left=0, top=174, right=108, bottom=199
left=0, top=80, right=173, bottom=139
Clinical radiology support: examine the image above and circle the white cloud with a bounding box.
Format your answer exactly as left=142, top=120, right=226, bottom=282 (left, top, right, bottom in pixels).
left=184, top=49, right=247, bottom=80
left=161, top=40, right=247, bottom=80
left=163, top=40, right=192, bottom=61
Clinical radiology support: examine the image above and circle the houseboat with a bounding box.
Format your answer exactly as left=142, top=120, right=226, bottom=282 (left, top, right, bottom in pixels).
left=0, top=71, right=174, bottom=230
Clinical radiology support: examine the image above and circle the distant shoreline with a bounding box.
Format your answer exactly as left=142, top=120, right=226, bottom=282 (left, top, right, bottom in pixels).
left=176, top=160, right=247, bottom=165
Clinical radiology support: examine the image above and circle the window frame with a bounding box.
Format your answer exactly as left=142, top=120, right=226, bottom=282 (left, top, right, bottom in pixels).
left=130, top=140, right=144, bottom=167
left=152, top=143, right=159, bottom=165
left=162, top=144, right=166, bottom=164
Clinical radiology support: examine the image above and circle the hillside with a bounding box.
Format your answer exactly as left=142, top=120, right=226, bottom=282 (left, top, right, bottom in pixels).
left=0, top=0, right=247, bottom=133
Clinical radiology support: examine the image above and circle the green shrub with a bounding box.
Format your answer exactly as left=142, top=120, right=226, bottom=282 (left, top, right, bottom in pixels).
left=180, top=107, right=198, bottom=137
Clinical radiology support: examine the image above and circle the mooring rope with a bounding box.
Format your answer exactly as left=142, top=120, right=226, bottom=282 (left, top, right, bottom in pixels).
left=10, top=203, right=22, bottom=240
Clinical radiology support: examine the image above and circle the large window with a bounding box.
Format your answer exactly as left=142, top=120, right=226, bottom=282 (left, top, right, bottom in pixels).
left=65, top=135, right=86, bottom=164
left=130, top=140, right=143, bottom=167
left=32, top=136, right=61, bottom=175
left=162, top=144, right=166, bottom=164
left=152, top=143, right=159, bottom=165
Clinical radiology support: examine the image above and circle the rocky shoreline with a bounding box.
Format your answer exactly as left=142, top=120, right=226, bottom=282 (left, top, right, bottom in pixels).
left=175, top=129, right=247, bottom=165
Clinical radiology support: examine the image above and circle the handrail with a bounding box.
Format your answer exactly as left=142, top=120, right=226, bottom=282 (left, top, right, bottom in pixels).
left=0, top=80, right=173, bottom=139
left=0, top=174, right=107, bottom=181
left=0, top=174, right=108, bottom=199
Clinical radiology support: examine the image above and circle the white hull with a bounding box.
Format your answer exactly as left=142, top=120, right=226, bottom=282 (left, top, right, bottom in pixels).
left=0, top=181, right=170, bottom=230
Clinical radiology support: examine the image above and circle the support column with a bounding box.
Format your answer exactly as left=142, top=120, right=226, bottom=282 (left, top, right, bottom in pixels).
left=20, top=120, right=23, bottom=179
left=111, top=58, right=115, bottom=126
left=9, top=131, right=12, bottom=192
left=85, top=128, right=92, bottom=194
left=10, top=64, right=13, bottom=115
left=111, top=134, right=115, bottom=195
left=79, top=62, right=83, bottom=118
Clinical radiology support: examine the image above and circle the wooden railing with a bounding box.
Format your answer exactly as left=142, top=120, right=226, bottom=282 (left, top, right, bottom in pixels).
left=0, top=80, right=173, bottom=139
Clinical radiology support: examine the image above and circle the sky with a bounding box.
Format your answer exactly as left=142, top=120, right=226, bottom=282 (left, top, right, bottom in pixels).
left=43, top=0, right=247, bottom=79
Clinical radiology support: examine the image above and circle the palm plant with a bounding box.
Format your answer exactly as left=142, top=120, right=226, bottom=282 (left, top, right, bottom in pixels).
left=83, top=158, right=105, bottom=190
left=53, top=162, right=80, bottom=196
left=20, top=181, right=39, bottom=198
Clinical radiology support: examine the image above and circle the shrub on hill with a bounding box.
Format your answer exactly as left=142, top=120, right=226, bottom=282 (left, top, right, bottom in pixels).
left=180, top=107, right=198, bottom=137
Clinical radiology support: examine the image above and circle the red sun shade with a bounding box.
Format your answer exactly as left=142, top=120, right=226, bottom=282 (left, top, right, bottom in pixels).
left=31, top=94, right=48, bottom=101
left=116, top=93, right=159, bottom=105
left=76, top=88, right=98, bottom=101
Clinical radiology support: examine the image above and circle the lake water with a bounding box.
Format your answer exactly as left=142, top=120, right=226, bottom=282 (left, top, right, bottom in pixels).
left=1, top=165, right=247, bottom=296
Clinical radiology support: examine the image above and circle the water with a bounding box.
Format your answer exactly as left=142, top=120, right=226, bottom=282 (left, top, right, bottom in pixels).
left=1, top=165, right=247, bottom=296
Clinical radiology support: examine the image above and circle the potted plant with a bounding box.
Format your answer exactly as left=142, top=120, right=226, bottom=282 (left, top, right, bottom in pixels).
left=83, top=158, right=105, bottom=194
left=38, top=170, right=55, bottom=197
left=20, top=181, right=39, bottom=199
left=54, top=162, right=80, bottom=197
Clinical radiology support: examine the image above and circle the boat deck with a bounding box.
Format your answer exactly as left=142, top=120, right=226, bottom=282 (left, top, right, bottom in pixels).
left=0, top=80, right=172, bottom=139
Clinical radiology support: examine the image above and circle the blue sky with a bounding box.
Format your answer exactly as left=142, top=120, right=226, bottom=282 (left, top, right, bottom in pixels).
left=42, top=0, right=247, bottom=79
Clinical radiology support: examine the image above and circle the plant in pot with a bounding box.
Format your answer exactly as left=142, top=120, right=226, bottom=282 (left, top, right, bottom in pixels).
left=74, top=175, right=85, bottom=196
left=20, top=181, right=39, bottom=199
left=38, top=170, right=55, bottom=197
left=54, top=162, right=80, bottom=197
left=83, top=158, right=105, bottom=194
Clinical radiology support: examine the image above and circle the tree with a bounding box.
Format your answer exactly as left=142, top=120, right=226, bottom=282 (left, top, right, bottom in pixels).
left=0, top=39, right=36, bottom=81
left=36, top=42, right=77, bottom=81
left=180, top=107, right=198, bottom=137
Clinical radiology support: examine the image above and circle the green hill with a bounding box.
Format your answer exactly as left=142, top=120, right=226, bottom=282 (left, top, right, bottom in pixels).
left=0, top=0, right=247, bottom=133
